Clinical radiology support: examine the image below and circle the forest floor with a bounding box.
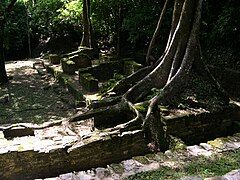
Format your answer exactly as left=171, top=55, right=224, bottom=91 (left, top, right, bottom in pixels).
left=0, top=59, right=77, bottom=125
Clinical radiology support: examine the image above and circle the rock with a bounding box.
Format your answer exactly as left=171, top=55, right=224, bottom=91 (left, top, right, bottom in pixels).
left=95, top=167, right=110, bottom=179
left=78, top=61, right=123, bottom=81
left=180, top=176, right=202, bottom=180
left=200, top=143, right=213, bottom=151
left=75, top=171, right=93, bottom=180
left=187, top=145, right=212, bottom=157
left=0, top=94, right=9, bottom=104
left=79, top=73, right=99, bottom=92
left=133, top=156, right=150, bottom=165
left=69, top=53, right=92, bottom=69
left=49, top=54, right=61, bottom=64
left=110, top=163, right=125, bottom=174
left=205, top=176, right=223, bottom=180
left=223, top=169, right=240, bottom=180
left=61, top=58, right=76, bottom=75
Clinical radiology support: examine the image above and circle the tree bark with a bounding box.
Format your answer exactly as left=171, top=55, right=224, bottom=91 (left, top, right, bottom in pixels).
left=116, top=4, right=123, bottom=58
left=0, top=6, right=8, bottom=84
left=146, top=0, right=170, bottom=65
left=80, top=0, right=92, bottom=48
left=0, top=0, right=17, bottom=85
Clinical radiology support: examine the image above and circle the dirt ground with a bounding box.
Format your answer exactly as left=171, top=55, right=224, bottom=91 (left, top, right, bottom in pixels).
left=0, top=59, right=77, bottom=125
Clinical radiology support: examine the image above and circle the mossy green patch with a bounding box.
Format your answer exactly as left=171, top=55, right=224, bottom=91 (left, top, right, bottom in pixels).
left=99, top=73, right=124, bottom=94
left=169, top=136, right=187, bottom=151
left=128, top=150, right=240, bottom=179
left=133, top=156, right=150, bottom=164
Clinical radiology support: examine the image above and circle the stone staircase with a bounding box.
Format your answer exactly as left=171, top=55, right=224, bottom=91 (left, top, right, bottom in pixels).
left=40, top=133, right=240, bottom=180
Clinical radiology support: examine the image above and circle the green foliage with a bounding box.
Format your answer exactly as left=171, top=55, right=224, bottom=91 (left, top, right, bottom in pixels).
left=2, top=0, right=240, bottom=68
left=203, top=2, right=240, bottom=49
left=123, top=1, right=163, bottom=44
left=57, top=0, right=82, bottom=27
left=135, top=101, right=149, bottom=114
left=4, top=1, right=28, bottom=59
left=29, top=0, right=64, bottom=38
left=169, top=136, right=187, bottom=151
left=201, top=1, right=240, bottom=70
left=185, top=151, right=240, bottom=177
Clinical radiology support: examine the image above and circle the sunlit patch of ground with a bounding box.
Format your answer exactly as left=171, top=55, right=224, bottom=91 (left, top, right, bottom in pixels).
left=0, top=59, right=77, bottom=125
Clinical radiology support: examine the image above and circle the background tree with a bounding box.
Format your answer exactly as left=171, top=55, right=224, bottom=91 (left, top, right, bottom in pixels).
left=80, top=0, right=92, bottom=48
left=0, top=0, right=17, bottom=85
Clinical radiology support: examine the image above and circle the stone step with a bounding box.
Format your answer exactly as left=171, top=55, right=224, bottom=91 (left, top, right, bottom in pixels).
left=44, top=133, right=240, bottom=180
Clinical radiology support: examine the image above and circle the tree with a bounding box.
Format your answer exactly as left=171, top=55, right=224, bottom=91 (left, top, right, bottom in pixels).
left=99, top=0, right=229, bottom=149
left=80, top=0, right=92, bottom=48
left=9, top=0, right=229, bottom=152
left=0, top=0, right=17, bottom=85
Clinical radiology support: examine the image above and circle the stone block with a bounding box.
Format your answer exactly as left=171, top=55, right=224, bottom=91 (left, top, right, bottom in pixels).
left=61, top=58, right=76, bottom=75
left=79, top=47, right=99, bottom=59
left=49, top=54, right=61, bottom=64
left=69, top=53, right=92, bottom=69
left=78, top=61, right=123, bottom=82
left=79, top=73, right=99, bottom=92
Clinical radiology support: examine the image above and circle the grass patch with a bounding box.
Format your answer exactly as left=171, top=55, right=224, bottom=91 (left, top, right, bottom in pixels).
left=128, top=150, right=240, bottom=179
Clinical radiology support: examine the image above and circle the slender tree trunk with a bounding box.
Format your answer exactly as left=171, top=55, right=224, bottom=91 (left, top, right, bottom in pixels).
left=25, top=5, right=31, bottom=58
left=0, top=0, right=17, bottom=84
left=116, top=4, right=123, bottom=58
left=146, top=0, right=169, bottom=65
left=80, top=0, right=92, bottom=48
left=0, top=8, right=8, bottom=84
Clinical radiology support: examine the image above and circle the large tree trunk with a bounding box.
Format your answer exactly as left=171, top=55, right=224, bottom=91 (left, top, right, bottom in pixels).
left=80, top=0, right=92, bottom=48
left=107, top=0, right=229, bottom=148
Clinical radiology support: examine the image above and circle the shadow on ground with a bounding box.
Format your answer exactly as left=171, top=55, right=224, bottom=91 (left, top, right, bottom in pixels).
left=0, top=60, right=77, bottom=125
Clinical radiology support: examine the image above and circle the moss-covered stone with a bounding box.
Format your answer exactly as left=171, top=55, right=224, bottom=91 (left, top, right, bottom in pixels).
left=133, top=156, right=150, bottom=164
left=69, top=53, right=92, bottom=69
left=110, top=163, right=124, bottom=174
left=123, top=60, right=143, bottom=76
left=44, top=62, right=84, bottom=100
left=79, top=73, right=99, bottom=92
left=61, top=58, right=76, bottom=75
left=0, top=129, right=148, bottom=180
left=78, top=61, right=124, bottom=82
left=49, top=54, right=61, bottom=64
left=169, top=136, right=187, bottom=151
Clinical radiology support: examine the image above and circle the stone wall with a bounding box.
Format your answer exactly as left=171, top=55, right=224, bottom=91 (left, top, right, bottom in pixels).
left=163, top=103, right=240, bottom=145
